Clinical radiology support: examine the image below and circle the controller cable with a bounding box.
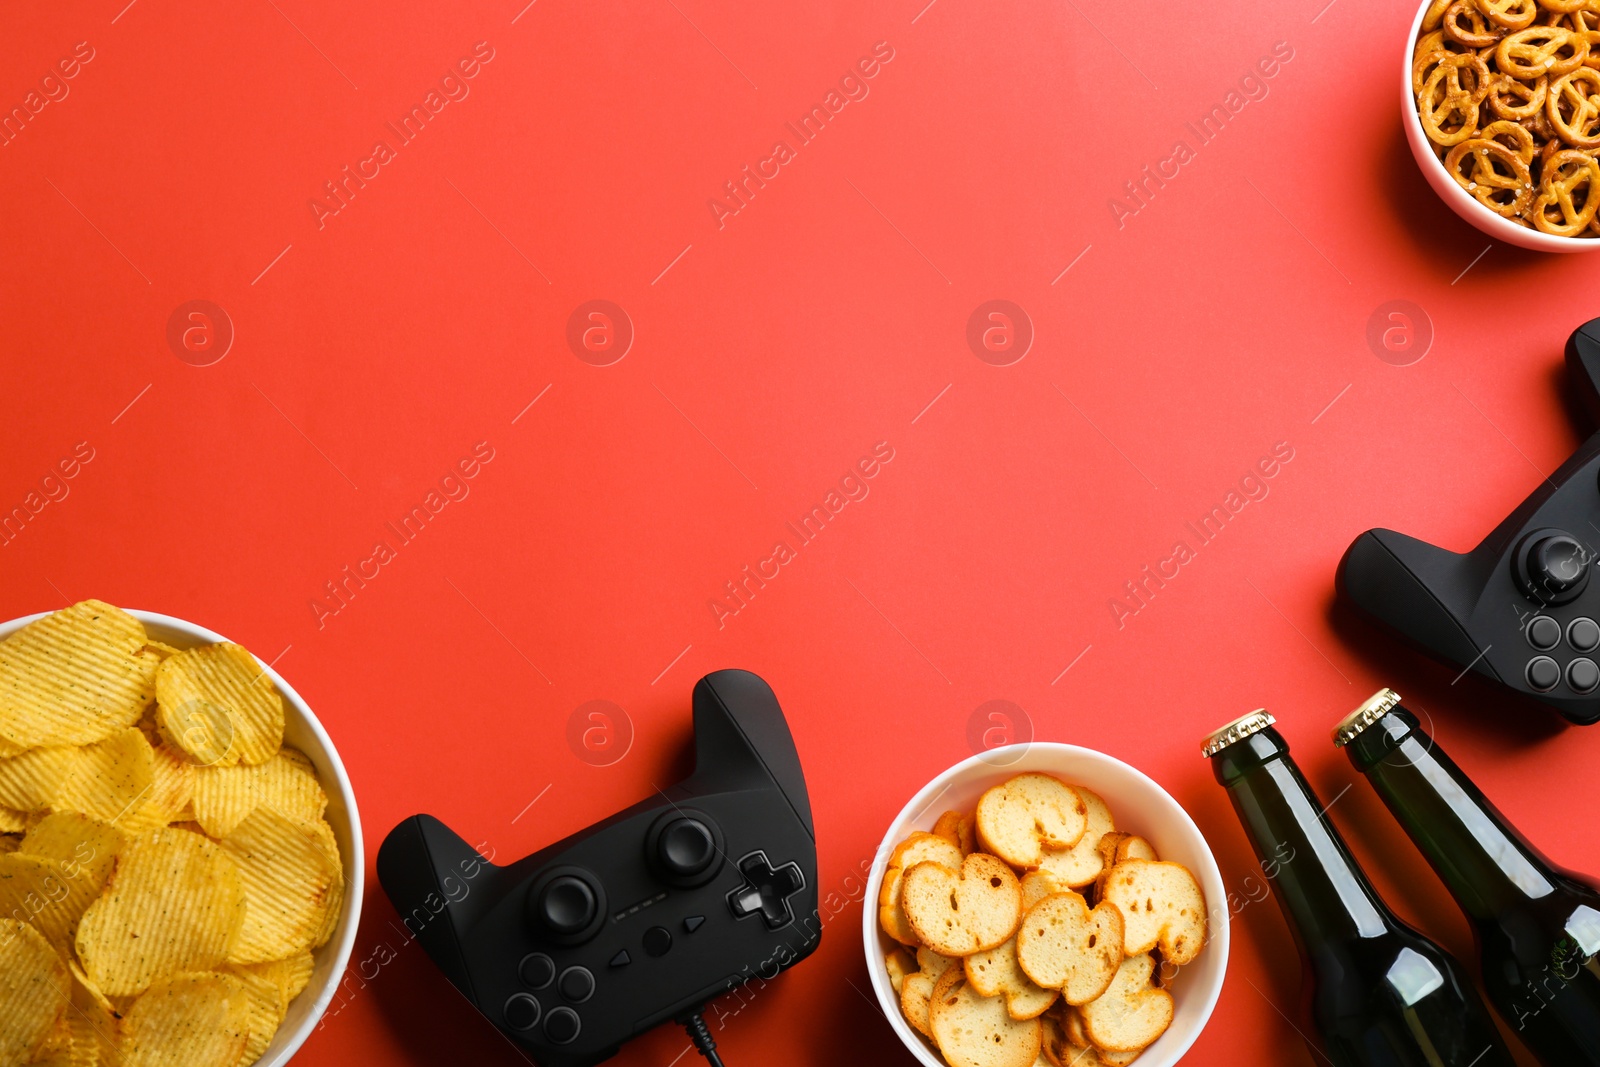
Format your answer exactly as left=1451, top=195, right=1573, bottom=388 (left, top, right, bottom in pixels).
left=680, top=1010, right=727, bottom=1067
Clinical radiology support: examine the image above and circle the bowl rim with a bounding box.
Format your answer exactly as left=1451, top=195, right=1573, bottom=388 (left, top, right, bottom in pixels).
left=1401, top=0, right=1598, bottom=251
left=0, top=607, right=365, bottom=1067
left=859, top=742, right=1229, bottom=1067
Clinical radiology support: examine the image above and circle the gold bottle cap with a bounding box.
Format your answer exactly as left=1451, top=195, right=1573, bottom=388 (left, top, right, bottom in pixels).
left=1332, top=688, right=1403, bottom=747
left=1201, top=710, right=1276, bottom=758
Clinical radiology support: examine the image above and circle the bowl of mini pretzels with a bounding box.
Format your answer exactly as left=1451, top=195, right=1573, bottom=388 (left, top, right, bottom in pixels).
left=1407, top=0, right=1600, bottom=250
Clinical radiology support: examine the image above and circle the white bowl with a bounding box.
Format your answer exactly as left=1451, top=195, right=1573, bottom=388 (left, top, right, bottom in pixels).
left=0, top=608, right=364, bottom=1067
left=1402, top=0, right=1600, bottom=252
left=863, top=744, right=1228, bottom=1067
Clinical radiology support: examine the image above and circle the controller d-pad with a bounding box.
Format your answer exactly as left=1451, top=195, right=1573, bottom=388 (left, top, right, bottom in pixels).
left=727, top=851, right=806, bottom=929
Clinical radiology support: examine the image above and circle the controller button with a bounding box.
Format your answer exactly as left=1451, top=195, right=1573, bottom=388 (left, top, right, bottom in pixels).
left=609, top=949, right=631, bottom=968
left=539, top=877, right=598, bottom=936
left=658, top=817, right=718, bottom=878
left=1528, top=615, right=1563, bottom=651
left=504, top=993, right=541, bottom=1032
left=558, top=966, right=595, bottom=1003
left=684, top=915, right=705, bottom=933
left=544, top=1007, right=581, bottom=1045
left=1528, top=656, right=1562, bottom=692
left=644, top=926, right=673, bottom=957
left=518, top=953, right=556, bottom=990
left=1571, top=618, right=1600, bottom=653
left=726, top=851, right=807, bottom=929
left=1570, top=658, right=1600, bottom=694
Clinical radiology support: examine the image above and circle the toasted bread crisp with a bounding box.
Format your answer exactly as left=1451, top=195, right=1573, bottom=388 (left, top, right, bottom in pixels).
left=886, top=947, right=916, bottom=995
left=1098, top=860, right=1207, bottom=966
left=904, top=853, right=1023, bottom=957
left=1096, top=832, right=1157, bottom=869
left=965, top=935, right=1058, bottom=1020
left=1079, top=954, right=1173, bottom=1054
left=900, top=947, right=960, bottom=1036
left=1021, top=870, right=1070, bottom=910
left=929, top=969, right=1043, bottom=1067
left=902, top=971, right=939, bottom=1037
left=879, top=831, right=964, bottom=945
left=1015, top=892, right=1125, bottom=1006
left=976, top=774, right=1087, bottom=868
left=1036, top=787, right=1115, bottom=888
left=1042, top=1008, right=1130, bottom=1067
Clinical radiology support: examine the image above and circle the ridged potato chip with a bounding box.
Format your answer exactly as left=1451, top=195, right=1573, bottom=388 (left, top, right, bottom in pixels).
left=220, top=808, right=341, bottom=964
left=0, top=746, right=74, bottom=812
left=156, top=643, right=283, bottom=767
left=192, top=748, right=326, bottom=838
left=231, top=965, right=286, bottom=1062
left=118, top=744, right=197, bottom=833
left=0, top=600, right=158, bottom=750
left=309, top=817, right=345, bottom=950
left=19, top=811, right=125, bottom=886
left=0, top=849, right=114, bottom=951
left=76, top=826, right=247, bottom=996
left=52, top=728, right=156, bottom=825
left=118, top=972, right=252, bottom=1067
left=34, top=960, right=122, bottom=1067
left=231, top=950, right=315, bottom=1014
left=0, top=805, right=26, bottom=833
left=0, top=917, right=70, bottom=1064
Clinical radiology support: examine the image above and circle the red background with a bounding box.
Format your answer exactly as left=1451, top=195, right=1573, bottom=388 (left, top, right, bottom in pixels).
left=2, top=0, right=1596, bottom=1064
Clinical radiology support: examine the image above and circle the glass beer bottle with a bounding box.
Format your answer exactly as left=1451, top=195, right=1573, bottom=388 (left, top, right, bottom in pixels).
left=1337, top=688, right=1600, bottom=1065
left=1205, top=710, right=1515, bottom=1066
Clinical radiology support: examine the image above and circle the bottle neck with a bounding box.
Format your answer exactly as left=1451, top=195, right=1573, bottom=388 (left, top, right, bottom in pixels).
left=1214, top=729, right=1392, bottom=954
left=1344, top=708, right=1557, bottom=921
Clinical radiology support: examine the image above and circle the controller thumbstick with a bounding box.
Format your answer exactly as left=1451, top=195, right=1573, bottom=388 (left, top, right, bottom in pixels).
left=1518, top=531, right=1592, bottom=603
left=537, top=876, right=598, bottom=936
left=657, top=817, right=718, bottom=879
left=1532, top=535, right=1589, bottom=594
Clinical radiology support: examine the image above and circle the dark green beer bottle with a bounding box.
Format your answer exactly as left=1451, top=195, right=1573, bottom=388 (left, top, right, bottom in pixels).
left=1337, top=688, right=1600, bottom=1065
left=1205, top=711, right=1516, bottom=1067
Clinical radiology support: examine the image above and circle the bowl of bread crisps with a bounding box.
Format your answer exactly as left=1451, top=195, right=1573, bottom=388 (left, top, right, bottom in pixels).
left=1406, top=0, right=1600, bottom=250
left=0, top=600, right=362, bottom=1067
left=865, top=745, right=1226, bottom=1067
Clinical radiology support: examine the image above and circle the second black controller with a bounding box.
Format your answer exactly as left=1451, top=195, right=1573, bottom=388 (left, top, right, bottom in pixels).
left=1339, top=317, right=1600, bottom=724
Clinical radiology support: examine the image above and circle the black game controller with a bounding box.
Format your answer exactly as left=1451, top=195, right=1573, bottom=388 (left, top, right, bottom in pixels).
left=377, top=670, right=819, bottom=1066
left=1338, top=317, right=1600, bottom=725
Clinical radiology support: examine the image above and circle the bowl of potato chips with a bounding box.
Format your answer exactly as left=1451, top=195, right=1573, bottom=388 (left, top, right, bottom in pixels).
left=0, top=600, right=362, bottom=1067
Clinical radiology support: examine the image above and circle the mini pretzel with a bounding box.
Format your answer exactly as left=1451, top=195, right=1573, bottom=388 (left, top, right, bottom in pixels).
left=1477, top=0, right=1539, bottom=31
left=1498, top=26, right=1588, bottom=78
left=1489, top=71, right=1550, bottom=116
left=1422, top=65, right=1488, bottom=144
left=1531, top=149, right=1600, bottom=232
left=1483, top=117, right=1540, bottom=160
left=1536, top=0, right=1590, bottom=15
left=1416, top=49, right=1494, bottom=101
left=1446, top=137, right=1537, bottom=215
left=1425, top=0, right=1455, bottom=31
left=1447, top=0, right=1507, bottom=46
left=1548, top=66, right=1600, bottom=145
